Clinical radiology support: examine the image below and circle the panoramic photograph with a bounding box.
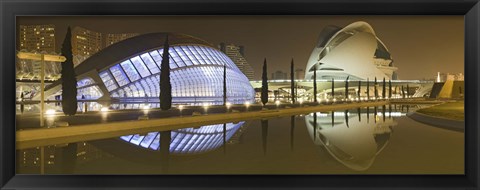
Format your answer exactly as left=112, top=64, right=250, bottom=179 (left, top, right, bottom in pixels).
left=15, top=16, right=464, bottom=174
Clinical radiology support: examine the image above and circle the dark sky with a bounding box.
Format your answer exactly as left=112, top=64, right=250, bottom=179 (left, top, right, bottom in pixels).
left=17, top=16, right=464, bottom=80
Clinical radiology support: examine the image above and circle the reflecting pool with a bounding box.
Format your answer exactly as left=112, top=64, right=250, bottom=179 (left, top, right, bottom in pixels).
left=16, top=105, right=464, bottom=174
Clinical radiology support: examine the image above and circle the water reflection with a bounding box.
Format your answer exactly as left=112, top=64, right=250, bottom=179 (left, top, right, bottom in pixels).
left=305, top=107, right=397, bottom=171
left=159, top=131, right=171, bottom=173
left=119, top=122, right=245, bottom=154
left=261, top=120, right=268, bottom=155
left=290, top=116, right=295, bottom=151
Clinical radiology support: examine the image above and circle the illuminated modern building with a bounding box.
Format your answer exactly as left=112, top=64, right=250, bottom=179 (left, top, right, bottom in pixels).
left=16, top=49, right=62, bottom=81
left=72, top=26, right=103, bottom=66
left=219, top=43, right=255, bottom=80
left=305, top=21, right=398, bottom=81
left=42, top=33, right=255, bottom=108
left=120, top=122, right=245, bottom=154
left=105, top=33, right=139, bottom=47
left=19, top=24, right=56, bottom=52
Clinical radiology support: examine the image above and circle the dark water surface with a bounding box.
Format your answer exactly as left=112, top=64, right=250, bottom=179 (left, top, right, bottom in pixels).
left=17, top=105, right=464, bottom=174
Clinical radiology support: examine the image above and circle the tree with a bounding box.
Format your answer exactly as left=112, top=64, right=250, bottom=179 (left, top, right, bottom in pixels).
left=313, top=65, right=317, bottom=103
left=406, top=84, right=410, bottom=98
left=160, top=35, right=172, bottom=110
left=20, top=92, right=25, bottom=114
left=61, top=26, right=77, bottom=116
left=290, top=59, right=295, bottom=104
left=357, top=80, right=361, bottom=98
left=331, top=78, right=335, bottom=100
left=382, top=77, right=386, bottom=99
left=366, top=78, right=370, bottom=100
left=345, top=76, right=349, bottom=101
left=261, top=58, right=268, bottom=106
left=223, top=64, right=227, bottom=106
left=261, top=119, right=269, bottom=155
left=374, top=77, right=378, bottom=99
left=388, top=80, right=392, bottom=99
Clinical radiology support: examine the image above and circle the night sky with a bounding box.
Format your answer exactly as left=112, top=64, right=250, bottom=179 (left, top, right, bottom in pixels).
left=17, top=16, right=464, bottom=80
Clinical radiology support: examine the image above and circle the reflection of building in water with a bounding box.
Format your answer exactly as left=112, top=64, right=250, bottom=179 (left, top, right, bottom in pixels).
left=17, top=142, right=110, bottom=173
left=226, top=122, right=249, bottom=145
left=304, top=110, right=397, bottom=171
left=119, top=122, right=245, bottom=154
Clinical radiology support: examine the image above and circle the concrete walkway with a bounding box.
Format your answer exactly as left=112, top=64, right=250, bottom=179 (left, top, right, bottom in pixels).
left=17, top=101, right=387, bottom=150
left=407, top=112, right=464, bottom=132
left=389, top=100, right=443, bottom=104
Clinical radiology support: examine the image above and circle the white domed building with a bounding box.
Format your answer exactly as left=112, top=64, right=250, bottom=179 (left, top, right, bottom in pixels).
left=305, top=21, right=398, bottom=81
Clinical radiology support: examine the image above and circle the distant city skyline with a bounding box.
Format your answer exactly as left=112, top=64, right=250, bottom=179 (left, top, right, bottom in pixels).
left=17, top=16, right=464, bottom=80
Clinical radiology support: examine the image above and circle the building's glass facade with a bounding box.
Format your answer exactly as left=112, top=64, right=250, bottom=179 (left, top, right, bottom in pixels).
left=91, top=45, right=254, bottom=105
left=76, top=77, right=104, bottom=100
left=120, top=122, right=244, bottom=154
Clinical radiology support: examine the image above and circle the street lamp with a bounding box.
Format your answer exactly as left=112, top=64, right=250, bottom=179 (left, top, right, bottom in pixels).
left=225, top=102, right=231, bottom=113
left=17, top=52, right=66, bottom=127
left=142, top=104, right=150, bottom=115
left=245, top=101, right=251, bottom=111
left=178, top=105, right=184, bottom=116
left=45, top=109, right=56, bottom=115
left=203, top=103, right=209, bottom=113
left=275, top=100, right=280, bottom=109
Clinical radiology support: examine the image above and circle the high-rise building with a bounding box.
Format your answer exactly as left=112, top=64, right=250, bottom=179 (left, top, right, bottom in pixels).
left=72, top=27, right=103, bottom=66
left=219, top=43, right=255, bottom=80
left=19, top=24, right=56, bottom=52
left=271, top=70, right=288, bottom=80
left=105, top=33, right=139, bottom=47
left=295, top=68, right=305, bottom=79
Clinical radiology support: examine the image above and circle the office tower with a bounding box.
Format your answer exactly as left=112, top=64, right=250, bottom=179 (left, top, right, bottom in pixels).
left=219, top=43, right=255, bottom=80
left=72, top=26, right=103, bottom=66
left=105, top=33, right=139, bottom=47
left=19, top=24, right=55, bottom=52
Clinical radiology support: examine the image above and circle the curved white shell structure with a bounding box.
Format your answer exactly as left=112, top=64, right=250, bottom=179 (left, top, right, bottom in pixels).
left=305, top=21, right=397, bottom=81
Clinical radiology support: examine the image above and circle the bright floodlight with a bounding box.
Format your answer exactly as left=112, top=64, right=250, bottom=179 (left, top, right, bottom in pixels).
left=225, top=102, right=232, bottom=108
left=275, top=100, right=280, bottom=105
left=178, top=105, right=184, bottom=110
left=299, top=99, right=304, bottom=104
left=142, top=104, right=150, bottom=110
left=45, top=109, right=56, bottom=115
left=245, top=101, right=251, bottom=107
left=100, top=107, right=109, bottom=112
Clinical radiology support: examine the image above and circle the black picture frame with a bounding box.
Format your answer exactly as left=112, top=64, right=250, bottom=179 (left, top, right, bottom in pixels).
left=1, top=0, right=479, bottom=189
